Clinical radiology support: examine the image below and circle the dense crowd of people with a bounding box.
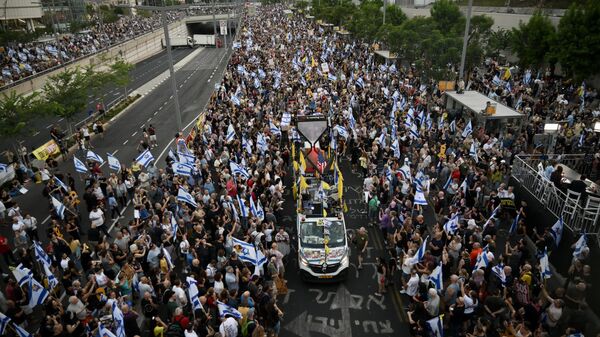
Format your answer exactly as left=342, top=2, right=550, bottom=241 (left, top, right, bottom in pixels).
left=1, top=3, right=600, bottom=337
left=0, top=5, right=237, bottom=87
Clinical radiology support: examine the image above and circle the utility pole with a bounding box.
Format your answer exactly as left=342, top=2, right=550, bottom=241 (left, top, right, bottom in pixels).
left=212, top=0, right=217, bottom=42
left=382, top=0, right=386, bottom=25
left=459, top=0, right=473, bottom=81
left=161, top=8, right=183, bottom=132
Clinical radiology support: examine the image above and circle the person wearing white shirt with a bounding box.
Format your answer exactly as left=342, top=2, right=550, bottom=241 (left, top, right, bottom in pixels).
left=89, top=206, right=110, bottom=237
left=12, top=217, right=27, bottom=247
left=219, top=317, right=239, bottom=337
left=22, top=214, right=38, bottom=241
left=401, top=269, right=420, bottom=297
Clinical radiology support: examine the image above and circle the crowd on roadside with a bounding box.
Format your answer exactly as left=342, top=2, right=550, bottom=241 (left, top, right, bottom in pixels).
left=0, top=5, right=238, bottom=87
left=2, top=3, right=600, bottom=337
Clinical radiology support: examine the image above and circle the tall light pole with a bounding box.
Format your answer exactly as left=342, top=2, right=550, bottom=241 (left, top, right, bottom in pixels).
left=383, top=0, right=386, bottom=25
left=459, top=0, right=473, bottom=81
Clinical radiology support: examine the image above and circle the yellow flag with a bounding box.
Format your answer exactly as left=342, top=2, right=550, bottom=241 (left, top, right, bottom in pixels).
left=311, top=56, right=317, bottom=68
left=299, top=176, right=309, bottom=193
left=502, top=67, right=511, bottom=80
left=338, top=178, right=343, bottom=200
left=323, top=208, right=328, bottom=217
left=292, top=143, right=296, bottom=160
left=293, top=161, right=299, bottom=172
left=299, top=151, right=307, bottom=173
left=321, top=181, right=331, bottom=190
left=292, top=181, right=298, bottom=200
left=343, top=201, right=349, bottom=213
left=301, top=56, right=307, bottom=64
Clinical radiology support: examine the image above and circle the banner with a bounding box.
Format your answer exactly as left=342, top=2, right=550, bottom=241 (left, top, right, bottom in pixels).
left=32, top=140, right=61, bottom=161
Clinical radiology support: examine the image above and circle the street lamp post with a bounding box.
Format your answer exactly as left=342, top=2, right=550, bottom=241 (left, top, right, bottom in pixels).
left=160, top=9, right=183, bottom=132
left=459, top=0, right=473, bottom=82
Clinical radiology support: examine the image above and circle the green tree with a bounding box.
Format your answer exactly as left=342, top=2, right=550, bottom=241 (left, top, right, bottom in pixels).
left=510, top=11, right=556, bottom=68
left=296, top=0, right=309, bottom=11
left=43, top=68, right=90, bottom=134
left=384, top=5, right=407, bottom=26
left=110, top=58, right=134, bottom=97
left=347, top=0, right=383, bottom=41
left=0, top=91, right=43, bottom=139
left=486, top=28, right=511, bottom=58
left=430, top=0, right=463, bottom=33
left=554, top=1, right=600, bottom=80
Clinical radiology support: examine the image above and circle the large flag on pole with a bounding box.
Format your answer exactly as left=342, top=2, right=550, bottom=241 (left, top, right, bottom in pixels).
left=540, top=248, right=552, bottom=280
left=135, top=149, right=155, bottom=168
left=408, top=236, right=428, bottom=266
left=550, top=216, right=564, bottom=247
left=186, top=277, right=202, bottom=311
left=73, top=157, right=88, bottom=173
left=112, top=302, right=126, bottom=337
left=429, top=261, right=443, bottom=292
left=86, top=150, right=105, bottom=164
left=177, top=188, right=198, bottom=208
left=426, top=316, right=444, bottom=337
left=107, top=153, right=121, bottom=172
left=573, top=232, right=587, bottom=259
left=51, top=196, right=66, bottom=220
left=217, top=301, right=243, bottom=319
left=462, top=120, right=473, bottom=138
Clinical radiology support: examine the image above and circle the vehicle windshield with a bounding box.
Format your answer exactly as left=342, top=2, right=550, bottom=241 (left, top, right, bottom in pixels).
left=299, top=220, right=346, bottom=248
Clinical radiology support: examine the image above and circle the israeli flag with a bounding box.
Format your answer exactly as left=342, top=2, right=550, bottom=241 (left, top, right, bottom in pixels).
left=474, top=247, right=491, bottom=270
left=226, top=123, right=236, bottom=143
left=391, top=139, right=400, bottom=158
left=443, top=175, right=452, bottom=190
left=86, top=150, right=104, bottom=164
left=178, top=152, right=196, bottom=165
left=249, top=197, right=262, bottom=221
left=438, top=116, right=444, bottom=130
left=443, top=214, right=459, bottom=235
left=509, top=211, right=520, bottom=236
left=256, top=199, right=265, bottom=221
left=217, top=301, right=243, bottom=319
left=12, top=321, right=33, bottom=337
left=540, top=248, right=552, bottom=280
left=135, top=149, right=154, bottom=168
left=550, top=216, right=563, bottom=246
left=348, top=112, right=356, bottom=130
left=43, top=263, right=58, bottom=290
left=300, top=76, right=307, bottom=87
left=492, top=75, right=501, bottom=85
left=26, top=274, right=49, bottom=308
left=270, top=121, right=281, bottom=136
left=281, top=112, right=292, bottom=128
left=231, top=94, right=241, bottom=106
left=177, top=188, right=198, bottom=208
left=34, top=241, right=52, bottom=267
left=230, top=161, right=251, bottom=179
left=469, top=142, right=478, bottom=163
left=168, top=149, right=178, bottom=162
left=186, top=277, right=202, bottom=311
left=162, top=247, right=173, bottom=270
left=378, top=131, right=386, bottom=145
left=98, top=323, right=117, bottom=337
left=237, top=195, right=248, bottom=218
left=414, top=187, right=428, bottom=206
left=426, top=316, right=443, bottom=337
left=172, top=162, right=193, bottom=177
left=429, top=262, right=443, bottom=292
left=328, top=72, right=337, bottom=81
left=12, top=264, right=33, bottom=287
left=409, top=122, right=419, bottom=139
left=232, top=237, right=258, bottom=264
left=53, top=176, right=69, bottom=192
left=242, top=136, right=253, bottom=155
left=462, top=120, right=473, bottom=138
left=0, top=163, right=7, bottom=172
left=356, top=77, right=364, bottom=88
left=398, top=164, right=411, bottom=182
left=107, top=153, right=121, bottom=172
left=0, top=312, right=10, bottom=336
left=492, top=264, right=507, bottom=285
left=483, top=205, right=500, bottom=230
left=460, top=179, right=468, bottom=194
left=256, top=133, right=268, bottom=153
left=254, top=77, right=261, bottom=89
left=335, top=125, right=349, bottom=139
left=408, top=236, right=428, bottom=266
left=573, top=232, right=587, bottom=259
left=51, top=196, right=66, bottom=220
left=448, top=120, right=456, bottom=133
left=73, top=157, right=88, bottom=173
left=112, top=302, right=126, bottom=337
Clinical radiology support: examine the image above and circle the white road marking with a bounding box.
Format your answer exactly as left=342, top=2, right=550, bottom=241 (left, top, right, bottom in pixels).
left=33, top=131, right=40, bottom=136
left=123, top=140, right=129, bottom=145
left=131, top=131, right=137, bottom=137
left=46, top=124, right=53, bottom=129
left=58, top=118, right=64, bottom=122
left=112, top=149, right=119, bottom=155
left=154, top=111, right=158, bottom=115
left=108, top=200, right=131, bottom=232
left=147, top=117, right=152, bottom=122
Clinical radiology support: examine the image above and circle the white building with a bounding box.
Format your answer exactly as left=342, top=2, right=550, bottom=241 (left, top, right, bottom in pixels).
left=0, top=0, right=43, bottom=32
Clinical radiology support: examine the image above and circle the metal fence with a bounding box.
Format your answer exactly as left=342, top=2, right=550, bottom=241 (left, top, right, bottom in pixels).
left=511, top=154, right=600, bottom=244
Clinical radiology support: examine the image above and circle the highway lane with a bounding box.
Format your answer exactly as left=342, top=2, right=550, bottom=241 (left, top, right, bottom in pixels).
left=0, top=47, right=194, bottom=154
left=279, top=158, right=410, bottom=337
left=0, top=46, right=232, bottom=247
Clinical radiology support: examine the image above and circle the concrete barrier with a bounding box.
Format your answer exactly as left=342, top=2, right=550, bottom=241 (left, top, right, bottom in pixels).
left=2, top=19, right=188, bottom=96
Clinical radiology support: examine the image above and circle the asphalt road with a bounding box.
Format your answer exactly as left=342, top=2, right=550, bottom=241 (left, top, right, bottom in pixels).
left=0, top=47, right=195, bottom=154
left=0, top=46, right=232, bottom=247
left=278, top=157, right=410, bottom=337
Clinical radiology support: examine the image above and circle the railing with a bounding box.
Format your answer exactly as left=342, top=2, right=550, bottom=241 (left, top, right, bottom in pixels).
left=511, top=155, right=600, bottom=239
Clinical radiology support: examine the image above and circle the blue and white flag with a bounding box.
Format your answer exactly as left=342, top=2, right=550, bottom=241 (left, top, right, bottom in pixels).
left=462, top=120, right=473, bottom=138
left=43, top=263, right=58, bottom=290
left=550, top=216, right=563, bottom=246
left=391, top=139, right=400, bottom=158
left=172, top=162, right=194, bottom=177
left=474, top=247, right=490, bottom=270
left=398, top=164, right=411, bottom=182
left=573, top=232, right=587, bottom=259
left=107, top=153, right=121, bottom=172
left=256, top=133, right=268, bottom=153
left=178, top=152, right=196, bottom=165
left=414, top=188, right=428, bottom=206
left=242, top=136, right=252, bottom=155
left=53, top=176, right=69, bottom=192
left=186, top=277, right=202, bottom=311
left=483, top=205, right=500, bottom=230
left=0, top=312, right=10, bottom=336
left=177, top=188, right=198, bottom=208
left=348, top=113, right=356, bottom=130
left=98, top=323, right=117, bottom=337
left=51, top=196, right=66, bottom=220
left=249, top=197, right=264, bottom=221
left=443, top=175, right=452, bottom=191
left=409, top=122, right=419, bottom=139
left=135, top=149, right=154, bottom=168
left=408, top=236, right=428, bottom=266
left=356, top=77, right=364, bottom=88
left=429, top=262, right=443, bottom=292
left=112, top=302, right=126, bottom=337
left=162, top=247, right=173, bottom=270
left=168, top=149, right=178, bottom=162
left=426, top=316, right=443, bottom=337
left=0, top=163, right=7, bottom=172
left=12, top=321, right=33, bottom=337
left=34, top=241, right=52, bottom=267
left=237, top=195, right=248, bottom=218
left=231, top=93, right=241, bottom=106
left=12, top=264, right=32, bottom=287
left=281, top=112, right=292, bottom=128
left=73, top=157, right=88, bottom=173
left=230, top=161, right=251, bottom=179
left=25, top=274, right=49, bottom=308
left=510, top=211, right=520, bottom=236
left=469, top=142, right=478, bottom=163
left=226, top=123, right=236, bottom=143
left=492, top=264, right=507, bottom=285
left=448, top=120, right=456, bottom=133
left=232, top=237, right=259, bottom=264
left=334, top=125, right=349, bottom=139
left=443, top=214, right=459, bottom=235
left=460, top=179, right=468, bottom=194
left=299, top=76, right=307, bottom=87
left=269, top=121, right=281, bottom=136
left=328, top=72, right=337, bottom=81
left=217, top=301, right=243, bottom=319
left=86, top=150, right=104, bottom=164
left=378, top=131, right=386, bottom=145
left=540, top=248, right=552, bottom=280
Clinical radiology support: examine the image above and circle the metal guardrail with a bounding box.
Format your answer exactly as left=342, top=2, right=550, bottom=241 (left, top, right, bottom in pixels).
left=511, top=155, right=600, bottom=239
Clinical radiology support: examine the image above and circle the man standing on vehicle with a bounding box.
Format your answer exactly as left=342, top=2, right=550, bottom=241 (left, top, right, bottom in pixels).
left=354, top=227, right=369, bottom=270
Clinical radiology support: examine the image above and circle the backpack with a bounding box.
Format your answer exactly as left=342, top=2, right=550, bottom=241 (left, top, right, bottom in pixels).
left=164, top=322, right=185, bottom=337
left=241, top=319, right=256, bottom=337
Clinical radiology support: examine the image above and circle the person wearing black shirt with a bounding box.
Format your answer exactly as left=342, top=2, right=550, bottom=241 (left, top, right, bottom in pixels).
left=569, top=174, right=588, bottom=201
